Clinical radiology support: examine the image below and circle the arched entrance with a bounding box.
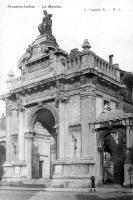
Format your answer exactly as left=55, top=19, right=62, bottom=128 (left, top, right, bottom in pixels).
left=31, top=107, right=57, bottom=179
left=101, top=131, right=125, bottom=184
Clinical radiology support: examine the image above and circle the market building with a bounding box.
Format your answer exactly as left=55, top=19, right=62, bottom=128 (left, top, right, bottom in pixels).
left=0, top=10, right=133, bottom=187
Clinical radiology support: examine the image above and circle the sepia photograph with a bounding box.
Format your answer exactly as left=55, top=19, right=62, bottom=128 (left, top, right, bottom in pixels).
left=0, top=0, right=133, bottom=199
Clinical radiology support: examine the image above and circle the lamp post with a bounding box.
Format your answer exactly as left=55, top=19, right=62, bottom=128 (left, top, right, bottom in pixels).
left=128, top=166, right=132, bottom=188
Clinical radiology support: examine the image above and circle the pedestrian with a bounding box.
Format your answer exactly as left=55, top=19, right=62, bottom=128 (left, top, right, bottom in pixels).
left=90, top=176, right=96, bottom=192
left=121, top=175, right=124, bottom=188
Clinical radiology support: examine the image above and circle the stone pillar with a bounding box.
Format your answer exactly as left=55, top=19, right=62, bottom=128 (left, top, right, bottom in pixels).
left=25, top=132, right=33, bottom=179
left=18, top=109, right=25, bottom=161
left=81, top=88, right=96, bottom=158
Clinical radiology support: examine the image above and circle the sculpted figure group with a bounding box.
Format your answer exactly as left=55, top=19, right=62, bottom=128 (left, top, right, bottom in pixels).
left=38, top=10, right=52, bottom=35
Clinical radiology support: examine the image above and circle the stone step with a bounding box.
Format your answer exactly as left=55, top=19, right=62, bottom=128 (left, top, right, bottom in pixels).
left=0, top=178, right=51, bottom=188
left=22, top=178, right=51, bottom=187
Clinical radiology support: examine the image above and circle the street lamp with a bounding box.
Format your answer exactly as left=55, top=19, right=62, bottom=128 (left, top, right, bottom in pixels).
left=128, top=166, right=132, bottom=188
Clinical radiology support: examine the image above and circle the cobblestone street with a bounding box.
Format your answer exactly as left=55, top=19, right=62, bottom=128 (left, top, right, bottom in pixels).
left=0, top=189, right=132, bottom=200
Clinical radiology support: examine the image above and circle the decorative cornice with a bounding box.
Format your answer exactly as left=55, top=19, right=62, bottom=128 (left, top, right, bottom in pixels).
left=3, top=66, right=124, bottom=100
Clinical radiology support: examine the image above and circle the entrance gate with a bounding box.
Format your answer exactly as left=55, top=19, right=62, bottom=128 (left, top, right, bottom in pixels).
left=102, top=131, right=125, bottom=184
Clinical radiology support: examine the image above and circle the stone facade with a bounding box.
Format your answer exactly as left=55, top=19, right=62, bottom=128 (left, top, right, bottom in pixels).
left=0, top=10, right=133, bottom=187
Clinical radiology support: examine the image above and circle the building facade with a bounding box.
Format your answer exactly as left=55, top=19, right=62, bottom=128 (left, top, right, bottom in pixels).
left=0, top=10, right=133, bottom=187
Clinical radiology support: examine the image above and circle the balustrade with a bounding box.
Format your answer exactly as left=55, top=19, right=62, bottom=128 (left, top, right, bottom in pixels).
left=94, top=56, right=120, bottom=81
left=7, top=53, right=121, bottom=92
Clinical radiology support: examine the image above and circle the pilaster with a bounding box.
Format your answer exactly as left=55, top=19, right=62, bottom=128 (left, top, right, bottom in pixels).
left=80, top=75, right=96, bottom=158
left=25, top=132, right=33, bottom=179
left=56, top=91, right=69, bottom=160
left=18, top=108, right=25, bottom=161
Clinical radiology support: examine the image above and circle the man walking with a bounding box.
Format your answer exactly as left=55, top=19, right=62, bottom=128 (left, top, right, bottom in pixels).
left=91, top=176, right=96, bottom=192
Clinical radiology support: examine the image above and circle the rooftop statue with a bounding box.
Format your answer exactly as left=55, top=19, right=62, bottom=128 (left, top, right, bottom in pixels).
left=38, top=10, right=52, bottom=35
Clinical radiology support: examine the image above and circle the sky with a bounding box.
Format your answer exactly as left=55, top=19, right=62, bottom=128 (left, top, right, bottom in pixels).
left=0, top=0, right=133, bottom=115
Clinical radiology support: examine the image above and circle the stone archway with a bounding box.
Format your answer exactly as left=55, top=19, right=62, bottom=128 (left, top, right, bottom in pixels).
left=28, top=104, right=58, bottom=132
left=29, top=105, right=57, bottom=179
left=99, top=130, right=125, bottom=184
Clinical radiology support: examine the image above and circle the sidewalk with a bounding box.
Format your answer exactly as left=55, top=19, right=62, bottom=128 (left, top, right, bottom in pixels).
left=0, top=185, right=132, bottom=193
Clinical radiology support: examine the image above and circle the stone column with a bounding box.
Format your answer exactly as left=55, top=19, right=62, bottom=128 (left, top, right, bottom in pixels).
left=18, top=109, right=25, bottom=161
left=25, top=132, right=33, bottom=179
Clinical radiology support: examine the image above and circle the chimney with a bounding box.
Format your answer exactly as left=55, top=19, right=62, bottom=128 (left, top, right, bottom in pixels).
left=109, top=54, right=113, bottom=66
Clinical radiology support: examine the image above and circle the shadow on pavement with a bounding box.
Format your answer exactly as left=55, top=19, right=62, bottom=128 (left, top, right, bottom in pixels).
left=76, top=193, right=133, bottom=200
